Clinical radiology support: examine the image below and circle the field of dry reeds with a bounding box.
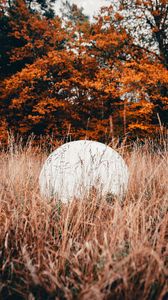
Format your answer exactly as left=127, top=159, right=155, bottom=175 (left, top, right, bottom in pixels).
left=0, top=138, right=168, bottom=300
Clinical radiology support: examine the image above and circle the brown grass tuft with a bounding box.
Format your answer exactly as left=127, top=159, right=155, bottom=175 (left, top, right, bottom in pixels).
left=0, top=139, right=168, bottom=299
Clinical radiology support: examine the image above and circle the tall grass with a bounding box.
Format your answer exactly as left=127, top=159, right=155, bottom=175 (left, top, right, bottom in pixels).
left=0, top=138, right=168, bottom=299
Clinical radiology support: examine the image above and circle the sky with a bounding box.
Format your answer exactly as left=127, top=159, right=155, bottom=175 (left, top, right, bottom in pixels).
left=54, top=0, right=110, bottom=18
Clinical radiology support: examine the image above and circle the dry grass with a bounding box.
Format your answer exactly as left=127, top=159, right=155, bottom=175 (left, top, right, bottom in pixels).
left=0, top=139, right=168, bottom=300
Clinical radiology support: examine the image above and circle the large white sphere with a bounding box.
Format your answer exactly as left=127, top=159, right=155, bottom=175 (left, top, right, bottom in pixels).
left=39, top=140, right=129, bottom=203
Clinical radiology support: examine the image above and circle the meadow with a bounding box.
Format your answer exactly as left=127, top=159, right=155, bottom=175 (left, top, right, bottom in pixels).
left=0, top=138, right=168, bottom=300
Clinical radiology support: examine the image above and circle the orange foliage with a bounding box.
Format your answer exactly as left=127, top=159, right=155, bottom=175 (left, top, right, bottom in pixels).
left=0, top=1, right=167, bottom=143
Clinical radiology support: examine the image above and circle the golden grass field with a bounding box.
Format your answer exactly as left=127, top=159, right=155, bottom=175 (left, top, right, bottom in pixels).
left=0, top=138, right=168, bottom=300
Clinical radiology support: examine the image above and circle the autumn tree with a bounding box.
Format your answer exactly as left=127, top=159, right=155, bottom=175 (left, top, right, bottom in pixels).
left=106, top=0, right=168, bottom=138
left=65, top=6, right=133, bottom=141
left=47, top=4, right=129, bottom=141
left=0, top=0, right=59, bottom=79
left=0, top=1, right=93, bottom=141
left=0, top=0, right=67, bottom=142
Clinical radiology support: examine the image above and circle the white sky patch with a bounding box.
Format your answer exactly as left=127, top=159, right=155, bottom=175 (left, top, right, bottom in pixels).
left=54, top=0, right=110, bottom=19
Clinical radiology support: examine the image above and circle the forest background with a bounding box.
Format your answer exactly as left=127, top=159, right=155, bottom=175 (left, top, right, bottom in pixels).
left=0, top=0, right=168, bottom=144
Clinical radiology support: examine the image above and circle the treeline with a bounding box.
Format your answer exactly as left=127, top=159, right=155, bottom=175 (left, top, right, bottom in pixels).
left=0, top=0, right=168, bottom=144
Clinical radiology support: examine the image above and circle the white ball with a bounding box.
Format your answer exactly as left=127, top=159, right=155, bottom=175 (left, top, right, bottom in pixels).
left=39, top=140, right=129, bottom=203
